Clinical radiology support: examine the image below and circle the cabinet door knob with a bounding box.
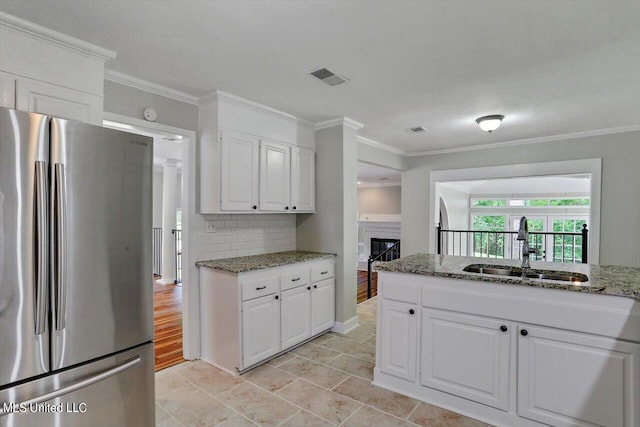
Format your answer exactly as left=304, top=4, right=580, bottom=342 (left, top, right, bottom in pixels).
left=409, top=309, right=415, bottom=315
left=307, top=286, right=311, bottom=290
left=500, top=325, right=508, bottom=332
left=520, top=329, right=528, bottom=336
left=285, top=206, right=289, bottom=210
left=293, top=206, right=297, bottom=210
left=313, top=285, right=317, bottom=289
left=252, top=205, right=257, bottom=210
left=275, top=295, right=279, bottom=300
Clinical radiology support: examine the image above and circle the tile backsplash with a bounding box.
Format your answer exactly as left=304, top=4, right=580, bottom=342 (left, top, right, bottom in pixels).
left=193, top=214, right=296, bottom=261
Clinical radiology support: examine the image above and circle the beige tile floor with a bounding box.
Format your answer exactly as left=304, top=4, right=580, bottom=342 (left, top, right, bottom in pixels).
left=155, top=297, right=492, bottom=427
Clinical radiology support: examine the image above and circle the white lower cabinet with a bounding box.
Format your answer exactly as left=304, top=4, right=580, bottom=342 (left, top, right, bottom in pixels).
left=374, top=273, right=640, bottom=427
left=517, top=324, right=640, bottom=427
left=241, top=294, right=281, bottom=368
left=281, top=285, right=312, bottom=348
left=379, top=299, right=418, bottom=382
left=200, top=257, right=335, bottom=374
left=420, top=308, right=511, bottom=411
left=311, top=278, right=335, bottom=335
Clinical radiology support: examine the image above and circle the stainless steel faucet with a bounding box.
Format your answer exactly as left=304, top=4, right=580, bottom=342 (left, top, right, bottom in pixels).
left=517, top=216, right=537, bottom=270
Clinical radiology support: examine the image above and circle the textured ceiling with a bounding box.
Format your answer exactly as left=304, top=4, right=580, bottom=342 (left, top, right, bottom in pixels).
left=2, top=0, right=639, bottom=153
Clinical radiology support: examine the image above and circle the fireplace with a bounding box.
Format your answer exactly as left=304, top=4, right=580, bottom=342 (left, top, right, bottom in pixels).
left=370, top=238, right=401, bottom=261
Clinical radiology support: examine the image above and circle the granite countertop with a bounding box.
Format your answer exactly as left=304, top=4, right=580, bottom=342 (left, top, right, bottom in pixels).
left=374, top=254, right=640, bottom=300
left=196, top=250, right=336, bottom=273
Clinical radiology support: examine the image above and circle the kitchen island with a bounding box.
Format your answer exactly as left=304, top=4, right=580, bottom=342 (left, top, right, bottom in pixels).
left=373, top=254, right=640, bottom=427
left=197, top=251, right=336, bottom=374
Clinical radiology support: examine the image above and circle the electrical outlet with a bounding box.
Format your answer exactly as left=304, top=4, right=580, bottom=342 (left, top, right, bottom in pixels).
left=205, top=221, right=216, bottom=233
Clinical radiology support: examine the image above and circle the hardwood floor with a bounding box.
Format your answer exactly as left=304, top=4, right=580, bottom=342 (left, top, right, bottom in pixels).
left=153, top=279, right=185, bottom=371
left=357, top=270, right=378, bottom=304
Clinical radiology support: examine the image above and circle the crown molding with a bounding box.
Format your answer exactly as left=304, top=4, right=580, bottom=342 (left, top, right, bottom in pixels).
left=0, top=12, right=116, bottom=62
left=199, top=90, right=313, bottom=125
left=406, top=124, right=640, bottom=157
left=357, top=135, right=407, bottom=155
left=105, top=70, right=200, bottom=105
left=315, top=117, right=364, bottom=131
left=357, top=181, right=401, bottom=188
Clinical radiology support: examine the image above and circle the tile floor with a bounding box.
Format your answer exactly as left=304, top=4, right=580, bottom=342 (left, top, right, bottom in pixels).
left=155, top=298, right=492, bottom=427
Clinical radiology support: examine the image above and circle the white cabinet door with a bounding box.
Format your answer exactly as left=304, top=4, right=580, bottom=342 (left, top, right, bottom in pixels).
left=311, top=278, right=335, bottom=335
left=259, top=139, right=290, bottom=212
left=15, top=78, right=103, bottom=125
left=290, top=146, right=315, bottom=212
left=242, top=294, right=281, bottom=369
left=517, top=324, right=640, bottom=427
left=420, top=308, right=511, bottom=411
left=379, top=299, right=418, bottom=381
left=281, top=285, right=312, bottom=349
left=220, top=130, right=259, bottom=211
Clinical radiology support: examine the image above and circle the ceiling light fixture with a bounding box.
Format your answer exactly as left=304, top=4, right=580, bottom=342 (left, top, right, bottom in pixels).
left=475, top=115, right=504, bottom=133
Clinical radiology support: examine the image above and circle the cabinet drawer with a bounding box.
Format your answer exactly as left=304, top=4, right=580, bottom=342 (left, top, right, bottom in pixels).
left=381, top=275, right=419, bottom=304
left=241, top=276, right=279, bottom=301
left=311, top=261, right=334, bottom=282
left=280, top=268, right=311, bottom=291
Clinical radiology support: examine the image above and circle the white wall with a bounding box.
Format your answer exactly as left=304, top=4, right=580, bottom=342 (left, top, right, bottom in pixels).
left=357, top=186, right=401, bottom=215
left=152, top=171, right=163, bottom=228
left=402, top=130, right=640, bottom=267
left=357, top=141, right=406, bottom=171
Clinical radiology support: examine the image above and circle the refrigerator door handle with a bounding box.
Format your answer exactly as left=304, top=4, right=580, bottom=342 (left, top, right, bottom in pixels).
left=54, top=163, right=67, bottom=331
left=14, top=356, right=141, bottom=410
left=34, top=161, right=48, bottom=335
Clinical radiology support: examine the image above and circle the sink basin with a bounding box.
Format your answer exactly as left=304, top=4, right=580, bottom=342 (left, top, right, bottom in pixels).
left=463, top=264, right=589, bottom=283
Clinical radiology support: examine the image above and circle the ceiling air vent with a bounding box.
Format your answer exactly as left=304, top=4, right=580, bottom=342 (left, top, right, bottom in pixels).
left=309, top=67, right=349, bottom=86
left=409, top=126, right=428, bottom=133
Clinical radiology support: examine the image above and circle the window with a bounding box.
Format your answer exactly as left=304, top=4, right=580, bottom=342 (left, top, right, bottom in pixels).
left=472, top=215, right=506, bottom=258
left=472, top=197, right=589, bottom=208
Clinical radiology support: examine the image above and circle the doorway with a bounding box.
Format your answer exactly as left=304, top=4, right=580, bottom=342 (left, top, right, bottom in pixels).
left=103, top=114, right=194, bottom=371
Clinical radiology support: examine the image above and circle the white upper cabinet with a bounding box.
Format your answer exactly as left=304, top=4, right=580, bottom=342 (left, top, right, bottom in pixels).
left=0, top=12, right=115, bottom=124
left=199, top=91, right=315, bottom=214
left=220, top=130, right=260, bottom=211
left=259, top=139, right=291, bottom=212
left=290, top=146, right=315, bottom=212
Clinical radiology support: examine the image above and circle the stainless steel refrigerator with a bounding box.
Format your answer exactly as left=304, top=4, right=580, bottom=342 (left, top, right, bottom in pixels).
left=0, top=107, right=155, bottom=426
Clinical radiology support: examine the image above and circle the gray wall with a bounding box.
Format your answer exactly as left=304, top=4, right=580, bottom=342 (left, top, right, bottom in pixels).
left=103, top=80, right=199, bottom=131
left=297, top=125, right=359, bottom=326
left=358, top=141, right=406, bottom=171
left=358, top=186, right=401, bottom=215
left=402, top=130, right=640, bottom=267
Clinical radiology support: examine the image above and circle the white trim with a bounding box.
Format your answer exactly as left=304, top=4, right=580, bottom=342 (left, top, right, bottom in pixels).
left=357, top=135, right=406, bottom=155
left=429, top=159, right=602, bottom=264
left=358, top=182, right=401, bottom=188
left=103, top=112, right=200, bottom=360
left=315, top=117, right=364, bottom=131
left=331, top=315, right=360, bottom=334
left=104, top=70, right=200, bottom=105
left=200, top=89, right=313, bottom=125
left=407, top=125, right=640, bottom=157
left=0, top=11, right=116, bottom=62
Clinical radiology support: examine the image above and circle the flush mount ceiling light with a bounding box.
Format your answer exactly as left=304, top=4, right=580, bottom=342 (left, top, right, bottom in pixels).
left=475, top=115, right=505, bottom=133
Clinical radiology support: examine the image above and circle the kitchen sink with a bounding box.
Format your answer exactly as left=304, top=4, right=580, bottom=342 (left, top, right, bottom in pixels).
left=463, top=264, right=589, bottom=283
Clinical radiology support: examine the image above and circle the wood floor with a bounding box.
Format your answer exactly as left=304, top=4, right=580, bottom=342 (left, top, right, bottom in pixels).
left=357, top=270, right=378, bottom=304
left=153, top=279, right=185, bottom=371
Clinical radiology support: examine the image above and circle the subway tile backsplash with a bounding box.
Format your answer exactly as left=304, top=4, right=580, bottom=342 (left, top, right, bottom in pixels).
left=193, top=214, right=296, bottom=261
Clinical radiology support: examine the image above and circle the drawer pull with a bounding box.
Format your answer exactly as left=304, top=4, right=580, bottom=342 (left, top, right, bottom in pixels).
left=292, top=277, right=301, bottom=282
left=320, top=271, right=328, bottom=275
left=256, top=286, right=266, bottom=291
left=409, top=309, right=415, bottom=315
left=275, top=295, right=279, bottom=300
left=520, top=329, right=528, bottom=337
left=500, top=325, right=508, bottom=332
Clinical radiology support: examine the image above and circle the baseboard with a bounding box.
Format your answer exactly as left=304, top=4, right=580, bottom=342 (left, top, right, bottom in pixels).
left=331, top=315, right=359, bottom=334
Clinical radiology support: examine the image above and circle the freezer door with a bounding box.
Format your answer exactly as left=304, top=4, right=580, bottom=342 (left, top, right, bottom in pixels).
left=0, top=342, right=155, bottom=427
left=49, top=118, right=153, bottom=370
left=0, top=107, right=50, bottom=386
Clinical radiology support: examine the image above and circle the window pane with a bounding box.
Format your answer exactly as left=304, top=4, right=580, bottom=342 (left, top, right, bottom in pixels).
left=472, top=215, right=505, bottom=231
left=472, top=199, right=506, bottom=207
left=549, top=198, right=590, bottom=206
